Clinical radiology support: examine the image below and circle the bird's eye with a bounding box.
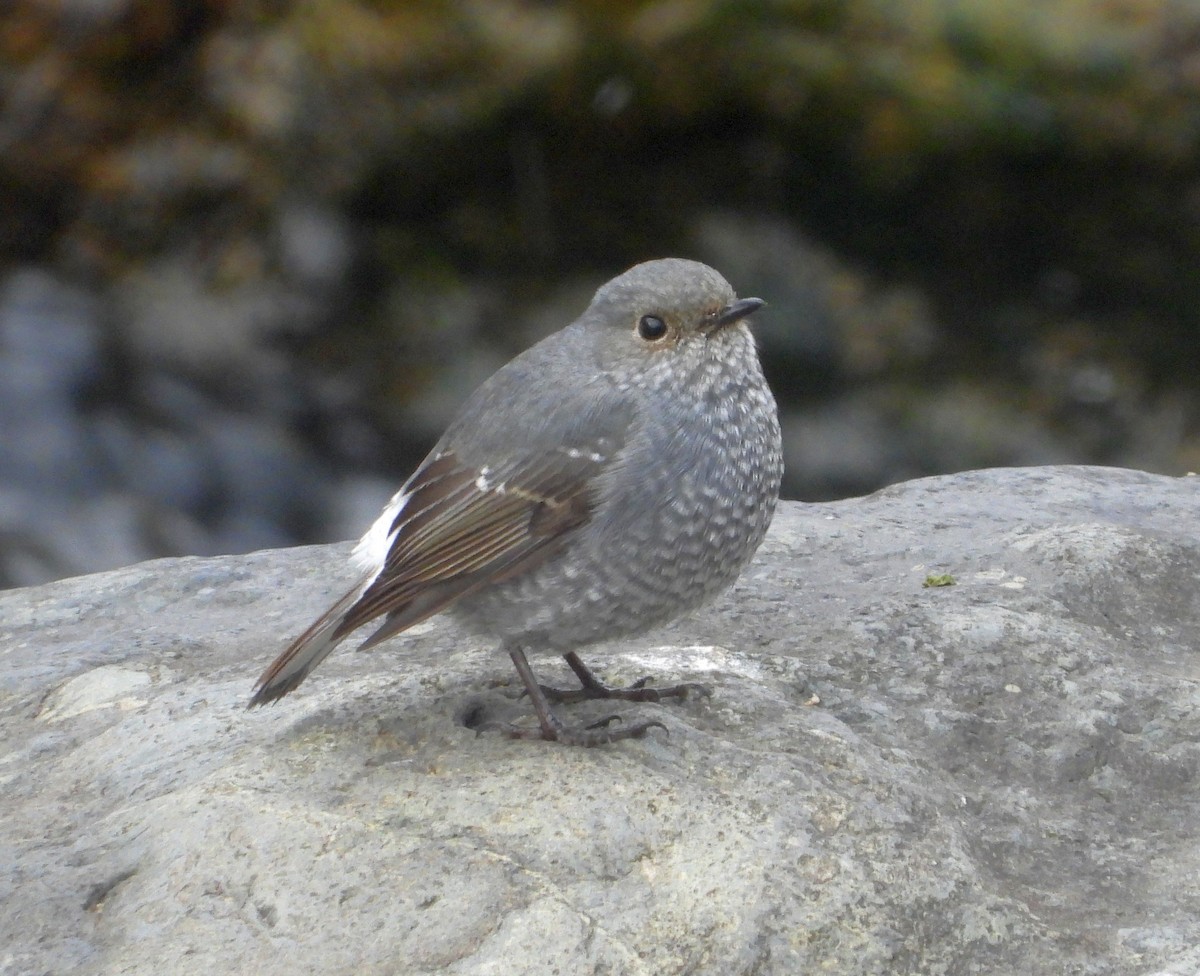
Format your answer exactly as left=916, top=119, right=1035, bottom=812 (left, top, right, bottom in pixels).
left=637, top=315, right=667, bottom=341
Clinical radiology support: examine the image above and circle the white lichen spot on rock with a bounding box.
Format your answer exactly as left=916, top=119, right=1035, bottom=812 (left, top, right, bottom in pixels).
left=38, top=665, right=153, bottom=722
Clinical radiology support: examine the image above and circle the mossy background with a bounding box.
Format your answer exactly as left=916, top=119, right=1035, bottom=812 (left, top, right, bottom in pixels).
left=1, top=0, right=1197, bottom=586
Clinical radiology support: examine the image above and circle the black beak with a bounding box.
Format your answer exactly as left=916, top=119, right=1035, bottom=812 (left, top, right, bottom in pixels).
left=715, top=297, right=765, bottom=329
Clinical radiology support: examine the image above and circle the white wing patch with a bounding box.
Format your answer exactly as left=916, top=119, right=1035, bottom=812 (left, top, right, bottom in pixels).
left=349, top=442, right=611, bottom=583
left=351, top=486, right=410, bottom=579
left=559, top=446, right=607, bottom=463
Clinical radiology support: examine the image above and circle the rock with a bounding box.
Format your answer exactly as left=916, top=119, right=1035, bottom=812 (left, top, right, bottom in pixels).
left=1, top=466, right=1197, bottom=975
left=38, top=665, right=153, bottom=723
left=113, top=258, right=308, bottom=375
left=0, top=267, right=104, bottom=498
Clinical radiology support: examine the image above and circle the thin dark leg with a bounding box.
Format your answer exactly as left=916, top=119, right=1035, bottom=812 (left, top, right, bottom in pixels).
left=478, top=647, right=667, bottom=747
left=532, top=651, right=712, bottom=705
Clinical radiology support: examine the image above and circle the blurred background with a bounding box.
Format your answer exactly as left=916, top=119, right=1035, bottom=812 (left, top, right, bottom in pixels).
left=2, top=0, right=1198, bottom=590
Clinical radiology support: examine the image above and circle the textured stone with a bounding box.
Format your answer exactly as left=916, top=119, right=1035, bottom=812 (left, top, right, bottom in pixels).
left=1, top=466, right=1197, bottom=974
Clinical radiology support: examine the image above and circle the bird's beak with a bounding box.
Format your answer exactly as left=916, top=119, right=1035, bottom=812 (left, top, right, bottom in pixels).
left=711, top=297, right=765, bottom=332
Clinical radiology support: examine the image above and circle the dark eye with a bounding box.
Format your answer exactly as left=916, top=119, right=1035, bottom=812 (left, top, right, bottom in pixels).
left=637, top=314, right=667, bottom=341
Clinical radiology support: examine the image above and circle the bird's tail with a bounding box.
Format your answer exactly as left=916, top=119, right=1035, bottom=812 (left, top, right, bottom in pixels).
left=248, top=582, right=367, bottom=707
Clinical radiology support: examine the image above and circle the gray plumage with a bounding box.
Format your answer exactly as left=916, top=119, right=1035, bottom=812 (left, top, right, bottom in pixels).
left=250, top=258, right=783, bottom=745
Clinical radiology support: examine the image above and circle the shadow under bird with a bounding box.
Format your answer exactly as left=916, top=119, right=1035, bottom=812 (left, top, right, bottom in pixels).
left=249, top=258, right=783, bottom=746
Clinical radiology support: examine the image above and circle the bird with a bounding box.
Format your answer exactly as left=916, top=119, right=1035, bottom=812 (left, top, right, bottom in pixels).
left=249, top=258, right=783, bottom=746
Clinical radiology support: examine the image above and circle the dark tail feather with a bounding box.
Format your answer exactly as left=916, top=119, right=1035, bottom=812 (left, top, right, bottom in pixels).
left=248, top=582, right=367, bottom=707
left=250, top=562, right=502, bottom=707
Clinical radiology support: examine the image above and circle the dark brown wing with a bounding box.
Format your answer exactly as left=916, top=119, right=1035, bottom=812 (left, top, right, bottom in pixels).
left=250, top=426, right=626, bottom=705
left=340, top=443, right=608, bottom=648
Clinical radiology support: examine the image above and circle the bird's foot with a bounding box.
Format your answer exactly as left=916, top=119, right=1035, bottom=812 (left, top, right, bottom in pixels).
left=476, top=712, right=667, bottom=747
left=482, top=647, right=705, bottom=747
left=536, top=650, right=712, bottom=704
left=536, top=675, right=712, bottom=705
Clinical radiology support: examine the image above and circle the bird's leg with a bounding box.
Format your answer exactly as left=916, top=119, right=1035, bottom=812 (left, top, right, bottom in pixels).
left=536, top=650, right=713, bottom=705
left=478, top=647, right=667, bottom=746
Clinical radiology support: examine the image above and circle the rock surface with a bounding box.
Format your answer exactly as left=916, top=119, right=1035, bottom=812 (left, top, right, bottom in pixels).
left=1, top=466, right=1198, bottom=975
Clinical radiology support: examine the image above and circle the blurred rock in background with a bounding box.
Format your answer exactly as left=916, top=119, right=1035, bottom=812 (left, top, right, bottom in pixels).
left=1, top=0, right=1197, bottom=588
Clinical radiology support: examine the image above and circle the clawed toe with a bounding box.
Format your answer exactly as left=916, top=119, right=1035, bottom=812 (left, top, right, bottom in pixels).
left=537, top=666, right=713, bottom=705
left=635, top=680, right=713, bottom=703
left=476, top=713, right=668, bottom=746
left=524, top=678, right=711, bottom=705
left=589, top=678, right=712, bottom=703
left=563, top=716, right=666, bottom=746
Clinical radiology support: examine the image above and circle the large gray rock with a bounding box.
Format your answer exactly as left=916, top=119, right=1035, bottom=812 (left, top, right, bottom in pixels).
left=2, top=466, right=1197, bottom=975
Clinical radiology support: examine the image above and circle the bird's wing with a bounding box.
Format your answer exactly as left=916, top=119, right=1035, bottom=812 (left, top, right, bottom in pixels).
left=340, top=431, right=624, bottom=647
left=249, top=400, right=631, bottom=705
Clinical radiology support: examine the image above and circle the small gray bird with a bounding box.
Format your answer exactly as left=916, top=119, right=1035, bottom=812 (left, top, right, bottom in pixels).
left=250, top=258, right=782, bottom=745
